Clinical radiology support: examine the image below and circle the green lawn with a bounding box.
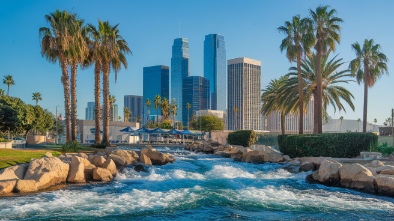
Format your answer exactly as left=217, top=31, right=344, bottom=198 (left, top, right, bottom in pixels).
left=0, top=149, right=61, bottom=169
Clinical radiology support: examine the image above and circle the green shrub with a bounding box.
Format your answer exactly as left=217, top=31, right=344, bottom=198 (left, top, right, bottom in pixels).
left=61, top=141, right=81, bottom=153
left=90, top=143, right=106, bottom=149
left=255, top=134, right=278, bottom=146
left=377, top=142, right=394, bottom=156
left=228, top=130, right=256, bottom=147
left=0, top=137, right=10, bottom=142
left=278, top=133, right=378, bottom=158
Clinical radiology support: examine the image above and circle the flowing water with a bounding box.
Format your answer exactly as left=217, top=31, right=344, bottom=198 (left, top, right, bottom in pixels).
left=1, top=147, right=394, bottom=220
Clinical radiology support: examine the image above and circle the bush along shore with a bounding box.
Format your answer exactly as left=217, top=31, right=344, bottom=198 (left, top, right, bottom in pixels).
left=186, top=140, right=394, bottom=197
left=0, top=145, right=175, bottom=195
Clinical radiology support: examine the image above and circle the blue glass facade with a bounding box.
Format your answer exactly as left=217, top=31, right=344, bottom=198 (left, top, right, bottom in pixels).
left=204, top=34, right=226, bottom=111
left=182, top=76, right=210, bottom=127
left=171, top=38, right=190, bottom=123
left=124, top=95, right=143, bottom=122
left=143, top=65, right=170, bottom=124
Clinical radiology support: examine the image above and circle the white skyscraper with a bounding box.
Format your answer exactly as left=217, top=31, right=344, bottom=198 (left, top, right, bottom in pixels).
left=227, top=57, right=261, bottom=130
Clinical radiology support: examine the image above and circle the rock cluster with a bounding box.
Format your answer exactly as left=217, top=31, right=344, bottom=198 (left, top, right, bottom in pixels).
left=307, top=159, right=394, bottom=195
left=0, top=146, right=175, bottom=195
left=185, top=142, right=290, bottom=164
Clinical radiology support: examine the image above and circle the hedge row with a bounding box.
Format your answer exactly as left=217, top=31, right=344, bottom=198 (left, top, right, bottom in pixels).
left=278, top=133, right=378, bottom=158
left=228, top=130, right=256, bottom=147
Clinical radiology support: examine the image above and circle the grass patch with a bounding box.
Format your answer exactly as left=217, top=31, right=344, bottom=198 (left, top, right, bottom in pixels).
left=0, top=149, right=61, bottom=169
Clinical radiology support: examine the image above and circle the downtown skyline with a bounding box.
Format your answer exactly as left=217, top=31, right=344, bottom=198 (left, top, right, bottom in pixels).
left=0, top=1, right=393, bottom=124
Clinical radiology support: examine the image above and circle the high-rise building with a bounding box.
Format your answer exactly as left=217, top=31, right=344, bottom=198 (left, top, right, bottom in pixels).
left=112, top=104, right=118, bottom=122
left=204, top=34, right=226, bottom=111
left=171, top=38, right=190, bottom=123
left=143, top=65, right=170, bottom=124
left=85, top=102, right=95, bottom=120
left=124, top=95, right=143, bottom=122
left=227, top=57, right=261, bottom=130
left=182, top=76, right=210, bottom=127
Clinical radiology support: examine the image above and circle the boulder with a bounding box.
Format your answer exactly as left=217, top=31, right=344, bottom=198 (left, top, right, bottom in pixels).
left=112, top=150, right=137, bottom=165
left=84, top=164, right=97, bottom=180
left=289, top=160, right=301, bottom=166
left=88, top=155, right=95, bottom=164
left=375, top=165, right=394, bottom=174
left=376, top=174, right=394, bottom=196
left=104, top=147, right=116, bottom=156
left=315, top=160, right=342, bottom=185
left=0, top=163, right=28, bottom=181
left=102, top=159, right=117, bottom=176
left=134, top=163, right=148, bottom=172
left=141, top=148, right=174, bottom=165
left=108, top=154, right=127, bottom=166
left=80, top=157, right=92, bottom=167
left=283, top=155, right=292, bottom=162
left=249, top=145, right=284, bottom=163
left=300, top=161, right=315, bottom=172
left=24, top=157, right=70, bottom=190
left=251, top=155, right=264, bottom=164
left=92, top=168, right=113, bottom=182
left=93, top=156, right=106, bottom=167
left=0, top=179, right=17, bottom=194
left=44, top=152, right=53, bottom=158
left=139, top=154, right=152, bottom=165
left=243, top=150, right=261, bottom=163
left=380, top=168, right=394, bottom=175
left=339, top=163, right=376, bottom=193
left=364, top=160, right=384, bottom=168
left=77, top=153, right=88, bottom=159
left=67, top=156, right=86, bottom=183
left=15, top=180, right=38, bottom=193
left=298, top=157, right=332, bottom=170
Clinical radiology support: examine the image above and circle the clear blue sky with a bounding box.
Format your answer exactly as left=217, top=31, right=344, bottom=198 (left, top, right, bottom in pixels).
left=0, top=0, right=393, bottom=124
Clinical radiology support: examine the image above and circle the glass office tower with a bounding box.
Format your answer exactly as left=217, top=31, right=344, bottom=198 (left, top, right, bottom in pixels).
left=143, top=65, right=170, bottom=124
left=171, top=38, right=190, bottom=122
left=182, top=76, right=210, bottom=127
left=204, top=34, right=226, bottom=111
left=124, top=95, right=143, bottom=122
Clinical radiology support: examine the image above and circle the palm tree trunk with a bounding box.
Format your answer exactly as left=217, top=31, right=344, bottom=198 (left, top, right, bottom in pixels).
left=7, top=85, right=10, bottom=96
left=60, top=58, right=71, bottom=143
left=363, top=71, right=368, bottom=133
left=94, top=62, right=101, bottom=144
left=102, top=63, right=110, bottom=146
left=71, top=62, right=77, bottom=141
left=297, top=52, right=304, bottom=134
left=316, top=42, right=323, bottom=134
left=281, top=111, right=285, bottom=135
left=313, top=92, right=318, bottom=134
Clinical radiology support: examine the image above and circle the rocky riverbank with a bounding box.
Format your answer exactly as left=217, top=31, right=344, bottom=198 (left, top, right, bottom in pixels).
left=0, top=145, right=175, bottom=195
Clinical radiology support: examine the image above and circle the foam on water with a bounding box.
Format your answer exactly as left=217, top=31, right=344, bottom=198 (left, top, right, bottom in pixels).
left=205, top=164, right=255, bottom=179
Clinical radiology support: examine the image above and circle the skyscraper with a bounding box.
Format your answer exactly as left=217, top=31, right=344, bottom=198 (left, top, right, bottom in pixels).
left=171, top=38, right=190, bottom=122
left=204, top=34, right=226, bottom=111
left=228, top=57, right=261, bottom=130
left=124, top=95, right=143, bottom=122
left=182, top=76, right=210, bottom=127
left=143, top=65, right=170, bottom=124
left=85, top=102, right=95, bottom=120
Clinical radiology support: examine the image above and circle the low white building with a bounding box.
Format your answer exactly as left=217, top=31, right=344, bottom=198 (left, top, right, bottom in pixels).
left=78, top=120, right=139, bottom=143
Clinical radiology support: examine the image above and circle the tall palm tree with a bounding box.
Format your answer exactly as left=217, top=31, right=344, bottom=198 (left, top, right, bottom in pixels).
left=186, top=103, right=191, bottom=129
left=310, top=5, right=343, bottom=133
left=154, top=95, right=161, bottom=126
left=161, top=97, right=170, bottom=120
left=261, top=76, right=296, bottom=135
left=349, top=39, right=389, bottom=132
left=32, top=92, right=42, bottom=105
left=146, top=98, right=151, bottom=125
left=339, top=116, right=344, bottom=132
left=170, top=101, right=178, bottom=129
left=40, top=10, right=81, bottom=142
left=286, top=51, right=355, bottom=133
left=278, top=15, right=314, bottom=134
left=124, top=107, right=131, bottom=122
left=109, top=94, right=116, bottom=121
left=88, top=20, right=131, bottom=145
left=3, top=75, right=15, bottom=96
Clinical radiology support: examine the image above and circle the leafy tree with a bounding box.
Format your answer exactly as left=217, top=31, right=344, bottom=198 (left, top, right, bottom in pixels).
left=161, top=97, right=169, bottom=120
left=2, top=75, right=15, bottom=96
left=196, top=115, right=224, bottom=132
left=310, top=5, right=343, bottom=133
left=124, top=107, right=131, bottom=122
left=159, top=120, right=172, bottom=129
left=349, top=39, right=389, bottom=132
left=170, top=101, right=178, bottom=129
left=0, top=89, right=5, bottom=96
left=0, top=105, right=19, bottom=138
left=278, top=15, right=314, bottom=134
left=32, top=92, right=42, bottom=105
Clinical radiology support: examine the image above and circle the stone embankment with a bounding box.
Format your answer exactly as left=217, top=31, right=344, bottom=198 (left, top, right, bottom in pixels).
left=0, top=145, right=175, bottom=195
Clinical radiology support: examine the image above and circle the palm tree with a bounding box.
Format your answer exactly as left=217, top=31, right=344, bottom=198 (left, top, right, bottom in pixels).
left=186, top=103, right=191, bottom=129
left=161, top=97, right=170, bottom=120
left=233, top=107, right=238, bottom=130
left=124, top=107, right=131, bottom=122
left=40, top=10, right=81, bottom=142
left=109, top=94, right=116, bottom=121
left=0, top=89, right=4, bottom=96
left=154, top=95, right=161, bottom=126
left=349, top=39, right=389, bottom=132
left=261, top=76, right=297, bottom=135
left=286, top=51, right=355, bottom=133
left=310, top=5, right=343, bottom=134
left=87, top=20, right=131, bottom=145
left=339, top=116, right=344, bottom=132
left=278, top=15, right=314, bottom=134
left=3, top=75, right=15, bottom=96
left=146, top=98, right=151, bottom=124
left=170, top=102, right=178, bottom=129
left=32, top=92, right=42, bottom=105
left=358, top=118, right=361, bottom=132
